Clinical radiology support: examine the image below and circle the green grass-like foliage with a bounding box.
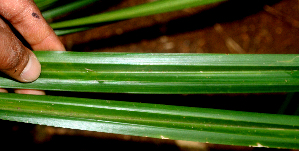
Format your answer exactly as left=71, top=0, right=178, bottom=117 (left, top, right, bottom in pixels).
left=41, top=0, right=99, bottom=20
left=0, top=93, right=298, bottom=149
left=41, top=0, right=226, bottom=35
left=1, top=1, right=296, bottom=149
left=0, top=51, right=298, bottom=93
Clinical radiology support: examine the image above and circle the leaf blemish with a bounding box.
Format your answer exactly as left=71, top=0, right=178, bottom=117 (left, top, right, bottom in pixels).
left=277, top=56, right=299, bottom=63
left=85, top=68, right=94, bottom=72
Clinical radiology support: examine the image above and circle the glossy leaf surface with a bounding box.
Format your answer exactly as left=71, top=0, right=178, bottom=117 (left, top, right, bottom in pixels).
left=0, top=93, right=298, bottom=149
left=0, top=51, right=298, bottom=93
left=16, top=1, right=299, bottom=150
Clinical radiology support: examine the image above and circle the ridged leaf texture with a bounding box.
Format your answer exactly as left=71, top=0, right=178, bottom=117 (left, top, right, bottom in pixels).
left=2, top=1, right=298, bottom=149
left=0, top=93, right=298, bottom=149
left=0, top=51, right=298, bottom=93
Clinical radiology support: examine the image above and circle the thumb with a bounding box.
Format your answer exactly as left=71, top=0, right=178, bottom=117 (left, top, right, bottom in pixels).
left=0, top=19, right=41, bottom=82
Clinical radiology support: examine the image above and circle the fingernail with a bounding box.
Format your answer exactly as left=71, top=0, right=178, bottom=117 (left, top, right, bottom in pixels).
left=20, top=54, right=41, bottom=82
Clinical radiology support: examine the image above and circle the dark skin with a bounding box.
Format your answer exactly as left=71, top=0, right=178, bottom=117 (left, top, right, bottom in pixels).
left=0, top=0, right=65, bottom=95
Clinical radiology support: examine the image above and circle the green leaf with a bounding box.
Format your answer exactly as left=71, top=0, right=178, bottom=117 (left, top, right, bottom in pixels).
left=54, top=27, right=92, bottom=36
left=34, top=0, right=60, bottom=11
left=0, top=51, right=298, bottom=94
left=24, top=1, right=299, bottom=149
left=50, top=0, right=226, bottom=30
left=0, top=93, right=298, bottom=149
left=42, top=0, right=99, bottom=20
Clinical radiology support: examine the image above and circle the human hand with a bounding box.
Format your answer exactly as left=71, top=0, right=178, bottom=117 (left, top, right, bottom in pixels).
left=0, top=0, right=65, bottom=95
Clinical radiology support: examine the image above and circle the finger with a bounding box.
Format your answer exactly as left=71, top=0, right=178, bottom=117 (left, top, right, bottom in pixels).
left=0, top=18, right=41, bottom=82
left=14, top=89, right=45, bottom=95
left=0, top=0, right=65, bottom=51
left=0, top=88, right=8, bottom=93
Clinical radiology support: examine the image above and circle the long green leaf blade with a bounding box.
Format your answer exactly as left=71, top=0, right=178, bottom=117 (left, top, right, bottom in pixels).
left=54, top=27, right=92, bottom=36
left=42, top=0, right=99, bottom=20
left=34, top=0, right=59, bottom=11
left=50, top=0, right=225, bottom=29
left=0, top=51, right=298, bottom=93
left=0, top=93, right=298, bottom=149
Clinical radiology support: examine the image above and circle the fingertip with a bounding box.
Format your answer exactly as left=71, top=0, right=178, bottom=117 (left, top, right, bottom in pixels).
left=19, top=52, right=41, bottom=82
left=0, top=88, right=8, bottom=93
left=14, top=89, right=46, bottom=95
